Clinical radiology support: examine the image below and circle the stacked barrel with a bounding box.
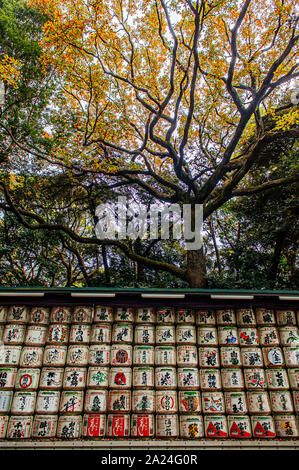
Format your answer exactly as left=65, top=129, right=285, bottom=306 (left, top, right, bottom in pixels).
left=0, top=305, right=299, bottom=439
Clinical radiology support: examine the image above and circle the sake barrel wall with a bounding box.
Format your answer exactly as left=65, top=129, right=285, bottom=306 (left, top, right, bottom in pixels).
left=0, top=289, right=298, bottom=445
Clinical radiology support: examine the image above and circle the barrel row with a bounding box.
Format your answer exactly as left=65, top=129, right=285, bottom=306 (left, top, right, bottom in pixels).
left=1, top=365, right=299, bottom=390
left=0, top=306, right=298, bottom=326
left=1, top=389, right=299, bottom=415
left=0, top=413, right=298, bottom=439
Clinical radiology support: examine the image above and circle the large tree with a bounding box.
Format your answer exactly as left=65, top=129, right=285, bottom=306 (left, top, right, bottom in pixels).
left=0, top=0, right=298, bottom=287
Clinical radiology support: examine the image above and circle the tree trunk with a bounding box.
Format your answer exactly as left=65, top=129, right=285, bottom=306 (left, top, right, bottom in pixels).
left=186, top=248, right=207, bottom=287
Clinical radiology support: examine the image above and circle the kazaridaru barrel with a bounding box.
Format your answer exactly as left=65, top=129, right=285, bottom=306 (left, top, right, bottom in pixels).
left=227, top=415, right=252, bottom=438
left=32, top=415, right=57, bottom=438
left=180, top=415, right=204, bottom=439
left=131, top=414, right=155, bottom=437
left=82, top=414, right=106, bottom=438
left=57, top=415, right=82, bottom=438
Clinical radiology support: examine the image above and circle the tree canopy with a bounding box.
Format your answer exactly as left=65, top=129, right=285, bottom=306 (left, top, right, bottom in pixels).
left=0, top=0, right=298, bottom=287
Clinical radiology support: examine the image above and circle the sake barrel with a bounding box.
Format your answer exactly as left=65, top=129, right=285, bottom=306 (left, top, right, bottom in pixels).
left=180, top=415, right=204, bottom=439
left=0, top=306, right=7, bottom=324
left=35, top=390, right=60, bottom=414
left=72, top=306, right=93, bottom=324
left=177, top=368, right=199, bottom=390
left=241, top=347, right=263, bottom=368
left=69, top=324, right=91, bottom=344
left=32, top=415, right=57, bottom=438
left=156, top=307, right=175, bottom=324
left=292, top=391, right=299, bottom=413
left=177, top=345, right=198, bottom=367
left=87, top=366, right=109, bottom=389
left=198, top=347, right=220, bottom=368
left=0, top=367, right=17, bottom=389
left=256, top=308, right=276, bottom=326
left=24, top=325, right=47, bottom=346
left=263, top=347, right=284, bottom=367
left=3, top=324, right=26, bottom=345
left=155, top=346, right=176, bottom=366
left=266, top=368, right=290, bottom=390
left=46, top=324, right=69, bottom=345
left=107, top=414, right=130, bottom=437
left=131, top=414, right=155, bottom=437
left=176, top=309, right=195, bottom=324
left=218, top=327, right=239, bottom=346
left=90, top=324, right=111, bottom=344
left=50, top=306, right=72, bottom=324
left=288, top=369, right=299, bottom=390
left=236, top=309, right=256, bottom=326
left=221, top=368, right=244, bottom=391
left=204, top=415, right=228, bottom=438
left=156, top=325, right=175, bottom=345
left=59, top=390, right=84, bottom=414
left=0, top=415, right=8, bottom=438
left=82, top=414, right=106, bottom=438
left=201, top=391, right=225, bottom=414
left=276, top=309, right=296, bottom=326
left=244, top=368, right=266, bottom=389
left=258, top=327, right=280, bottom=346
left=11, top=391, right=36, bottom=415
left=20, top=347, right=43, bottom=368
left=155, top=367, right=177, bottom=389
left=224, top=391, right=248, bottom=415
left=251, top=415, right=276, bottom=438
left=0, top=390, right=13, bottom=414
left=29, top=307, right=50, bottom=325
left=15, top=368, right=40, bottom=390
left=133, top=346, right=154, bottom=366
left=179, top=390, right=201, bottom=414
left=216, top=309, right=236, bottom=325
left=112, top=323, right=133, bottom=343
left=199, top=369, right=222, bottom=391
left=7, top=416, right=33, bottom=439
left=270, top=391, right=294, bottom=414
left=109, top=367, right=132, bottom=389
left=57, top=415, right=82, bottom=438
left=283, top=347, right=299, bottom=367
left=66, top=345, right=89, bottom=366
left=43, top=345, right=67, bottom=367
left=156, top=414, right=178, bottom=438
left=156, top=390, right=178, bottom=414
left=134, top=325, right=155, bottom=345
left=114, top=307, right=134, bottom=323
left=63, top=367, right=87, bottom=390
left=93, top=306, right=113, bottom=323
left=220, top=347, right=241, bottom=367
left=88, top=344, right=110, bottom=366
left=274, top=415, right=299, bottom=438
left=111, top=344, right=132, bottom=366
left=132, top=390, right=155, bottom=413
left=84, top=389, right=107, bottom=413
left=108, top=390, right=131, bottom=413
left=7, top=306, right=29, bottom=324
left=238, top=327, right=259, bottom=347
left=135, top=308, right=155, bottom=324
left=196, top=310, right=216, bottom=325
left=0, top=345, right=21, bottom=366
left=197, top=327, right=218, bottom=346
left=133, top=367, right=154, bottom=389
left=280, top=327, right=299, bottom=347
left=228, top=415, right=252, bottom=438
left=247, top=391, right=271, bottom=415
left=176, top=325, right=196, bottom=344
left=39, top=368, right=64, bottom=390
